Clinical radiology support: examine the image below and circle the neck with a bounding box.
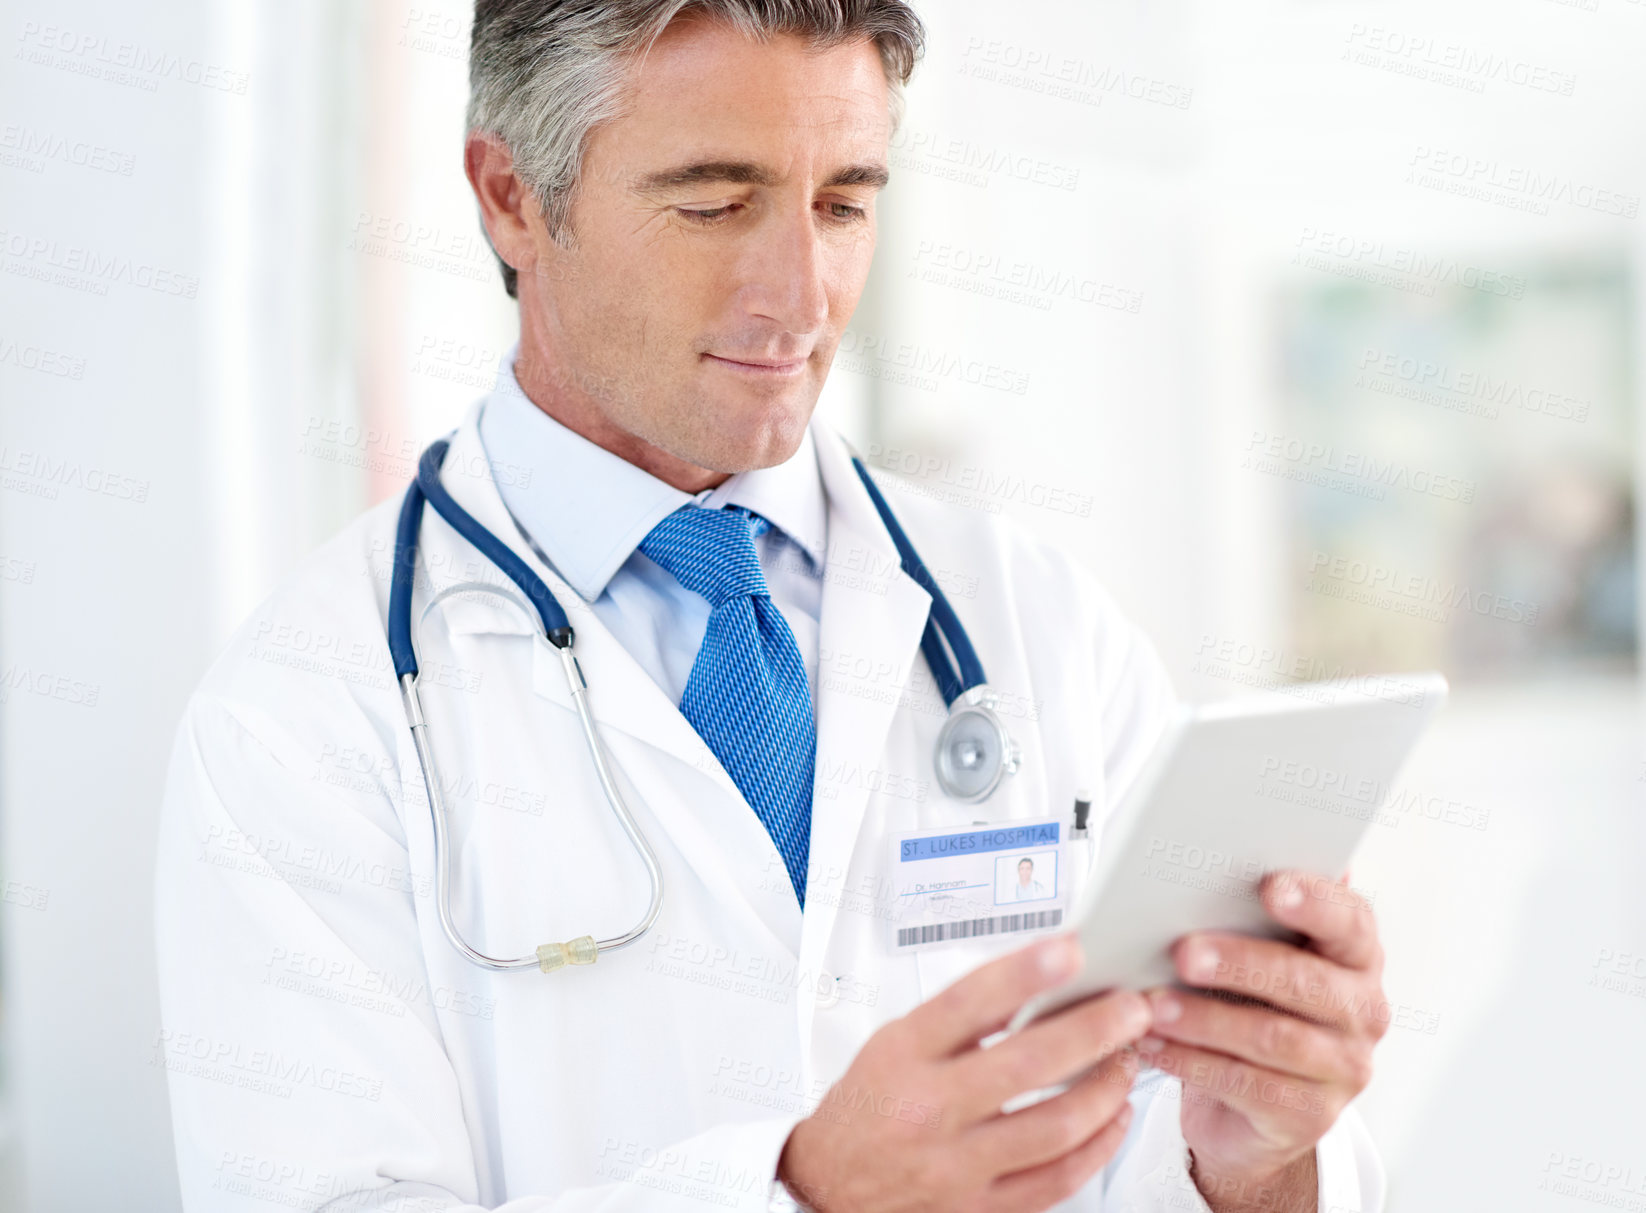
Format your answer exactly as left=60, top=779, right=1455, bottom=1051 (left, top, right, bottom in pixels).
left=511, top=332, right=730, bottom=495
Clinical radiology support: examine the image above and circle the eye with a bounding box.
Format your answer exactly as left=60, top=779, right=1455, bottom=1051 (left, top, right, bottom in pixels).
left=677, top=205, right=738, bottom=224
left=824, top=202, right=867, bottom=224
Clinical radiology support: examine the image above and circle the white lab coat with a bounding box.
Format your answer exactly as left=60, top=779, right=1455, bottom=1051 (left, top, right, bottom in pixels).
left=154, top=403, right=1385, bottom=1212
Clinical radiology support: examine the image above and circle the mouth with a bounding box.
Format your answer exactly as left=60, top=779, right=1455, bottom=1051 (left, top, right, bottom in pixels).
left=702, top=352, right=808, bottom=377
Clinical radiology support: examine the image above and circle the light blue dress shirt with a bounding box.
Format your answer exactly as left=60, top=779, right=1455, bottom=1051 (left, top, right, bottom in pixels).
left=475, top=342, right=828, bottom=714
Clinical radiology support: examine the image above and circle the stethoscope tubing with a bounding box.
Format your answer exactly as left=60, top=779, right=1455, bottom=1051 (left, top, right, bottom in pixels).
left=389, top=435, right=1007, bottom=973
left=847, top=455, right=987, bottom=707
left=391, top=453, right=664, bottom=971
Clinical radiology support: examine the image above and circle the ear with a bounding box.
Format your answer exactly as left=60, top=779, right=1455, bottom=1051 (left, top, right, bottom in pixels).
left=464, top=131, right=541, bottom=286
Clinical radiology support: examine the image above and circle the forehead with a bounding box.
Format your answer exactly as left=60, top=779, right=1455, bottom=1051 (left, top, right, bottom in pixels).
left=598, top=16, right=893, bottom=167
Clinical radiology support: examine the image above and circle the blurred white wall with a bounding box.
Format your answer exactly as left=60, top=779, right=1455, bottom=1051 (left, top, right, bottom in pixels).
left=0, top=1, right=369, bottom=1208
left=0, top=0, right=1642, bottom=1210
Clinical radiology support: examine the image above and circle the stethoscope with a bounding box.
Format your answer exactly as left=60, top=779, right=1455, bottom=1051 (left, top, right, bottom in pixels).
left=388, top=436, right=1020, bottom=975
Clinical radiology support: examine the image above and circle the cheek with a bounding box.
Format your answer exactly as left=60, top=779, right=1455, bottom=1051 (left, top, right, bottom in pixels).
left=558, top=272, right=690, bottom=366
left=825, top=243, right=874, bottom=311
left=559, top=219, right=704, bottom=340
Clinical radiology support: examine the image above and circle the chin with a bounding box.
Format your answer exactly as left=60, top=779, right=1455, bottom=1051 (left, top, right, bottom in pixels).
left=692, top=397, right=815, bottom=473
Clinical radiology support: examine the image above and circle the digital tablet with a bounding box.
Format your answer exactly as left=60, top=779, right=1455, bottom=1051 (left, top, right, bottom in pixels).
left=1008, top=672, right=1448, bottom=1031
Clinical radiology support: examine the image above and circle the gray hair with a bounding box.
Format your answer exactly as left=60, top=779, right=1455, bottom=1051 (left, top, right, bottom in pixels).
left=467, top=0, right=926, bottom=297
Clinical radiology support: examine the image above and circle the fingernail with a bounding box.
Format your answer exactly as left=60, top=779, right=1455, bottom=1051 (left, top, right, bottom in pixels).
left=1185, top=940, right=1218, bottom=980
left=1136, top=1035, right=1164, bottom=1053
left=1040, top=935, right=1080, bottom=978
left=1124, top=992, right=1152, bottom=1036
left=1275, top=877, right=1303, bottom=909
left=1147, top=989, right=1181, bottom=1024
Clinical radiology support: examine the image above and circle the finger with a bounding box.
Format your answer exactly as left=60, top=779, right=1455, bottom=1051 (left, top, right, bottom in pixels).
left=951, top=988, right=1151, bottom=1116
left=906, top=933, right=1083, bottom=1057
left=1261, top=869, right=1381, bottom=971
left=967, top=1048, right=1138, bottom=1175
left=1136, top=1038, right=1336, bottom=1137
left=1171, top=933, right=1359, bottom=1030
left=982, top=1097, right=1135, bottom=1213
left=1142, top=988, right=1370, bottom=1089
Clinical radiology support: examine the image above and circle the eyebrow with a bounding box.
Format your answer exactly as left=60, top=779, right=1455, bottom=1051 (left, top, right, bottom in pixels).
left=630, top=159, right=890, bottom=195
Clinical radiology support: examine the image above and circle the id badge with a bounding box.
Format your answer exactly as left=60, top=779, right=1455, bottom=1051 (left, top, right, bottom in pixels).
left=888, top=816, right=1066, bottom=952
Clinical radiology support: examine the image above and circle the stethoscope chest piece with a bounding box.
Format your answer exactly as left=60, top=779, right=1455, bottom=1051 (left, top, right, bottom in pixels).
left=934, top=685, right=1021, bottom=803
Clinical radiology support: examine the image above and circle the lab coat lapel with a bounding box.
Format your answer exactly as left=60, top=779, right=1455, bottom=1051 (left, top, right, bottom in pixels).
left=797, top=424, right=933, bottom=1046
left=419, top=407, right=801, bottom=956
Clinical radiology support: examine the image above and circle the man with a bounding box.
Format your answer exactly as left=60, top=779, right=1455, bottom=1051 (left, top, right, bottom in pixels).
left=1013, top=857, right=1050, bottom=902
left=155, top=3, right=1392, bottom=1210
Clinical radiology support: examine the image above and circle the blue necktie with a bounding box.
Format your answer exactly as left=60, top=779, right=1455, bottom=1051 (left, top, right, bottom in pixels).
left=638, top=504, right=815, bottom=907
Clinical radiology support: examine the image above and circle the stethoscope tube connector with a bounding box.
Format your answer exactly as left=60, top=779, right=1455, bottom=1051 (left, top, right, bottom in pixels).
left=537, top=936, right=599, bottom=973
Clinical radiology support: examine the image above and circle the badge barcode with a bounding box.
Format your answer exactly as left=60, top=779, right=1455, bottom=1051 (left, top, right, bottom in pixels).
left=897, top=907, right=1063, bottom=948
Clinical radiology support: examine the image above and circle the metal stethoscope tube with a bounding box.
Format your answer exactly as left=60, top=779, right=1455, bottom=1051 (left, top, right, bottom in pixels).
left=401, top=580, right=664, bottom=972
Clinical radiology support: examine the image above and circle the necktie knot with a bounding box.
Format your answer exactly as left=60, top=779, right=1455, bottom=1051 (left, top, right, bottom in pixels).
left=639, top=504, right=771, bottom=610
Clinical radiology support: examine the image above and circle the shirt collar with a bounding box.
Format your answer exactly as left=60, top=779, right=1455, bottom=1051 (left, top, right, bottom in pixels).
left=477, top=340, right=827, bottom=603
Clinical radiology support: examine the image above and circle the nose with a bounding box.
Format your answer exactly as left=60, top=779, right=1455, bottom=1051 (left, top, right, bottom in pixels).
left=736, top=204, right=831, bottom=337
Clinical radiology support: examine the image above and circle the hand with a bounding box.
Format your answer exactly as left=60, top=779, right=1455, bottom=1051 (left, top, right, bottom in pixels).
left=1137, top=869, right=1386, bottom=1208
left=777, top=933, right=1152, bottom=1213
